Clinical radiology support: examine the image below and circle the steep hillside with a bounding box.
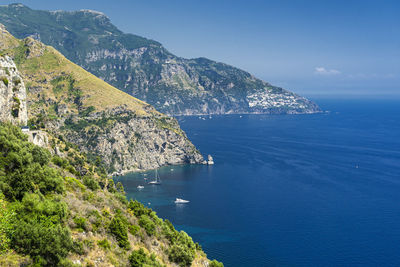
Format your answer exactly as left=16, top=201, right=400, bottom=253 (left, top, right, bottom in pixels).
left=0, top=3, right=321, bottom=115
left=0, top=25, right=203, bottom=173
left=0, top=123, right=222, bottom=267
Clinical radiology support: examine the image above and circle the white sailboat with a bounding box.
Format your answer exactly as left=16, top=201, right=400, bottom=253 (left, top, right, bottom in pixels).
left=137, top=185, right=144, bottom=189
left=175, top=198, right=189, bottom=204
left=148, top=169, right=161, bottom=185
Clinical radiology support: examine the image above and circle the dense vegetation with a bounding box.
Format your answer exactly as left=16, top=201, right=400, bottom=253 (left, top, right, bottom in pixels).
left=0, top=123, right=222, bottom=266
left=0, top=123, right=71, bottom=265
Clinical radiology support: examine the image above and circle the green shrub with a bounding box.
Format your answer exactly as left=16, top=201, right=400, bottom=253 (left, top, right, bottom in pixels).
left=129, top=248, right=147, bottom=267
left=209, top=259, right=224, bottom=267
left=11, top=97, right=20, bottom=118
left=12, top=220, right=73, bottom=266
left=116, top=182, right=125, bottom=194
left=138, top=215, right=156, bottom=236
left=88, top=210, right=102, bottom=231
left=0, top=195, right=14, bottom=253
left=114, top=192, right=128, bottom=205
left=161, top=219, right=177, bottom=242
left=0, top=126, right=65, bottom=200
left=10, top=194, right=73, bottom=265
left=71, top=240, right=85, bottom=255
left=167, top=231, right=196, bottom=267
left=32, top=146, right=51, bottom=166
left=83, top=239, right=94, bottom=250
left=64, top=176, right=86, bottom=191
left=83, top=176, right=100, bottom=191
left=52, top=155, right=68, bottom=168
left=18, top=193, right=68, bottom=224
left=97, top=238, right=111, bottom=250
left=128, top=224, right=140, bottom=235
left=128, top=200, right=151, bottom=217
left=107, top=179, right=116, bottom=193
left=1, top=77, right=8, bottom=86
left=129, top=248, right=163, bottom=267
left=1, top=163, right=64, bottom=201
left=58, top=258, right=81, bottom=267
left=73, top=216, right=87, bottom=232
left=109, top=215, right=130, bottom=249
left=168, top=244, right=195, bottom=267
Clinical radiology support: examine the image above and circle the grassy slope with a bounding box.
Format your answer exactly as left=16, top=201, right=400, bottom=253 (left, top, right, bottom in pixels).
left=0, top=25, right=159, bottom=117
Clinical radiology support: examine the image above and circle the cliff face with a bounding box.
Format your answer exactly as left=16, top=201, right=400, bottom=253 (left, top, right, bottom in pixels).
left=0, top=55, right=27, bottom=125
left=0, top=4, right=321, bottom=115
left=0, top=27, right=203, bottom=173
left=58, top=107, right=203, bottom=172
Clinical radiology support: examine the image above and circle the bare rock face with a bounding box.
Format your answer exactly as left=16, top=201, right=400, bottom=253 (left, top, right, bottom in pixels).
left=0, top=55, right=28, bottom=125
left=59, top=109, right=204, bottom=173
left=27, top=130, right=49, bottom=147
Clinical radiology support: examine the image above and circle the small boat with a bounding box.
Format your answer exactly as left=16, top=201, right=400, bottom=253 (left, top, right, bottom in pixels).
left=175, top=198, right=189, bottom=204
left=148, top=169, right=161, bottom=185
left=137, top=185, right=144, bottom=189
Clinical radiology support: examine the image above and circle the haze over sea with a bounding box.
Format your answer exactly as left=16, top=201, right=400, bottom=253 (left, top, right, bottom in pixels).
left=115, top=98, right=400, bottom=266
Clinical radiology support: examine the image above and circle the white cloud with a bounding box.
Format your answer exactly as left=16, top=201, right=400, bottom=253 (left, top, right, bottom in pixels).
left=314, top=67, right=341, bottom=75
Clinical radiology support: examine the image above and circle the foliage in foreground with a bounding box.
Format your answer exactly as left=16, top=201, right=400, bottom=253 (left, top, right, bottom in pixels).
left=0, top=123, right=217, bottom=266
left=0, top=194, right=14, bottom=253
left=0, top=123, right=72, bottom=265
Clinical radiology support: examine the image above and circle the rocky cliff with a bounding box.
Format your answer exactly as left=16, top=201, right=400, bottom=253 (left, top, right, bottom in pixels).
left=0, top=4, right=321, bottom=115
left=0, top=55, right=27, bottom=125
left=60, top=107, right=203, bottom=172
left=0, top=26, right=203, bottom=173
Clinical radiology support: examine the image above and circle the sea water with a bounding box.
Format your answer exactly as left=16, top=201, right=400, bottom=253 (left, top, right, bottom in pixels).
left=115, top=99, right=400, bottom=266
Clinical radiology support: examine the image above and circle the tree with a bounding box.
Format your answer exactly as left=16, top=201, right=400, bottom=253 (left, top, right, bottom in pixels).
left=0, top=195, right=14, bottom=253
left=109, top=215, right=130, bottom=249
left=12, top=220, right=73, bottom=266
left=138, top=215, right=156, bottom=236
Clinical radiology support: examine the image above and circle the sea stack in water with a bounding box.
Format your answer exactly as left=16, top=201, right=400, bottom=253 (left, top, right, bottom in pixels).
left=207, top=155, right=214, bottom=165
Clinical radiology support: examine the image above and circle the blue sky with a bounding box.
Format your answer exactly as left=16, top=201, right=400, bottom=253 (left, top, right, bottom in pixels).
left=0, top=0, right=399, bottom=96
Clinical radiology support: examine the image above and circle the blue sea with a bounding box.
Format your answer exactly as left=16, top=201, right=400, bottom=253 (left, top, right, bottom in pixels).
left=115, top=99, right=400, bottom=266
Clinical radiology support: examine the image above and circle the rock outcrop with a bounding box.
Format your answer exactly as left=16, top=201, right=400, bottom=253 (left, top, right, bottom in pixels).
left=0, top=55, right=27, bottom=125
left=27, top=130, right=49, bottom=147
left=61, top=108, right=203, bottom=172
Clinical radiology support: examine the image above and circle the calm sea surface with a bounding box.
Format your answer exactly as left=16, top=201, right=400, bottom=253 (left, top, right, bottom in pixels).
left=115, top=99, right=400, bottom=266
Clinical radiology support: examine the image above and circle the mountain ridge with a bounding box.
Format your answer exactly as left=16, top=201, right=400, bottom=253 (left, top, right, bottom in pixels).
left=0, top=3, right=321, bottom=115
left=0, top=25, right=204, bottom=174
